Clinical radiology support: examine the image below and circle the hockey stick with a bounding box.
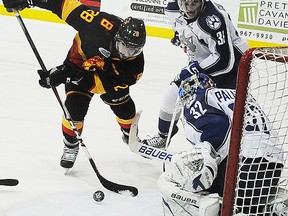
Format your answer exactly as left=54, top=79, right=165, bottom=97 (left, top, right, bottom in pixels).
left=164, top=96, right=181, bottom=150
left=13, top=9, right=138, bottom=196
left=129, top=111, right=173, bottom=163
left=162, top=95, right=181, bottom=171
left=0, top=179, right=19, bottom=186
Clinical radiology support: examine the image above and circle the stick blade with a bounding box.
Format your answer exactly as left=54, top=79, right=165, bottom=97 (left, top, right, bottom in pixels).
left=89, top=158, right=139, bottom=196
left=0, top=179, right=19, bottom=186
left=129, top=111, right=173, bottom=163
left=129, top=110, right=143, bottom=153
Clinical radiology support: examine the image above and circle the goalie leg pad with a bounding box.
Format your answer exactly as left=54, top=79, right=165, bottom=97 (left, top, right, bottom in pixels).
left=160, top=192, right=220, bottom=216
left=199, top=193, right=220, bottom=216
left=158, top=172, right=220, bottom=216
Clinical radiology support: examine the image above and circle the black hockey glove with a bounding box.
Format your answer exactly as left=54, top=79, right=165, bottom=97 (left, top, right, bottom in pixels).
left=3, top=0, right=33, bottom=12
left=38, top=64, right=76, bottom=89
left=174, top=61, right=204, bottom=86
left=171, top=31, right=181, bottom=47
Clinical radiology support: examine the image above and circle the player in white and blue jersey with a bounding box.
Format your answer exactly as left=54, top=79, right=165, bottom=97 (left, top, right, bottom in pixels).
left=157, top=73, right=286, bottom=215
left=143, top=0, right=249, bottom=149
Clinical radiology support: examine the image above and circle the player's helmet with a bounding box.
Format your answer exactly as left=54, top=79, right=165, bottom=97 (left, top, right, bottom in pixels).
left=115, top=17, right=146, bottom=59
left=179, top=73, right=215, bottom=104
left=177, top=0, right=205, bottom=20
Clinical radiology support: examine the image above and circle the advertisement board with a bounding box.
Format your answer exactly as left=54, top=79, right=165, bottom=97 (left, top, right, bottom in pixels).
left=100, top=0, right=174, bottom=38
left=237, top=0, right=288, bottom=45
left=0, top=0, right=287, bottom=45
left=101, top=0, right=172, bottom=28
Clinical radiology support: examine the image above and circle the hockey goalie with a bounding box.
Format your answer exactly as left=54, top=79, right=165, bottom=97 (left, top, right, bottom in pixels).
left=157, top=73, right=288, bottom=216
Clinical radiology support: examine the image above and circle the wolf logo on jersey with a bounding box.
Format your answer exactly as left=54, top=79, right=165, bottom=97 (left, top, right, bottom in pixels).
left=206, top=15, right=221, bottom=30
left=179, top=31, right=196, bottom=52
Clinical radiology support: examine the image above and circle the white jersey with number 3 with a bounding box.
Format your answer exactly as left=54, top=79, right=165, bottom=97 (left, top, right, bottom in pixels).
left=166, top=1, right=248, bottom=77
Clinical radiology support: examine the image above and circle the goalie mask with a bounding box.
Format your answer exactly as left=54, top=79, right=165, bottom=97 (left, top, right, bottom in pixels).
left=115, top=17, right=146, bottom=59
left=179, top=73, right=215, bottom=104
left=177, top=0, right=206, bottom=20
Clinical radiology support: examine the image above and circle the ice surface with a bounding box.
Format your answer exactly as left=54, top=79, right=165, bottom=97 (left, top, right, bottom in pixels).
left=0, top=14, right=189, bottom=216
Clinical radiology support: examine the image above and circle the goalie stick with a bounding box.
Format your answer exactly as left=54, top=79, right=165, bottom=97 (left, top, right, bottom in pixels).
left=129, top=111, right=173, bottom=163
left=0, top=179, right=19, bottom=186
left=13, top=10, right=138, bottom=196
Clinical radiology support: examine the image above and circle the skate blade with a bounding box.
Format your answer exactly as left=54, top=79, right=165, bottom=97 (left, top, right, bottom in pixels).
left=64, top=168, right=70, bottom=175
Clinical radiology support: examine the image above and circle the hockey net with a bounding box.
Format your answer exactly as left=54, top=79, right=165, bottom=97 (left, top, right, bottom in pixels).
left=222, top=47, right=288, bottom=216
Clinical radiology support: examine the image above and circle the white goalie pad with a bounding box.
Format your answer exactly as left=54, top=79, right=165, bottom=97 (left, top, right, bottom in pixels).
left=161, top=193, right=220, bottom=216
left=158, top=172, right=220, bottom=216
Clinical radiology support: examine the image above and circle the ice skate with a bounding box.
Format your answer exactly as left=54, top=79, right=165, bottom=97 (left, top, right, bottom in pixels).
left=60, top=144, right=79, bottom=169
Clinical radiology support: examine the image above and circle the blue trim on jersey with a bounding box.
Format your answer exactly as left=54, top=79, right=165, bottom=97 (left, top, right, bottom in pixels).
left=197, top=2, right=231, bottom=74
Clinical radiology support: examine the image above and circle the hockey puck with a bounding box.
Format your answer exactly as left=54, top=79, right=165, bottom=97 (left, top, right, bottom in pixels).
left=93, top=190, right=105, bottom=202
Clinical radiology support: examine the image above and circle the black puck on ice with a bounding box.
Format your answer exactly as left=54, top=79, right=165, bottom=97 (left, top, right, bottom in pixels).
left=93, top=190, right=105, bottom=202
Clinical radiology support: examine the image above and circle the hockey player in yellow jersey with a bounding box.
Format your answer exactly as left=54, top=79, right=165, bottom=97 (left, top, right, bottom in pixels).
left=3, top=0, right=146, bottom=169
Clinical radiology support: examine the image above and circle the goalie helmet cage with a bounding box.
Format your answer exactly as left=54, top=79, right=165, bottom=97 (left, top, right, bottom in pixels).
left=221, top=47, right=288, bottom=216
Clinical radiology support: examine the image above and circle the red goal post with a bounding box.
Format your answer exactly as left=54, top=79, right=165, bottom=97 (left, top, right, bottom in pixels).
left=221, top=47, right=288, bottom=216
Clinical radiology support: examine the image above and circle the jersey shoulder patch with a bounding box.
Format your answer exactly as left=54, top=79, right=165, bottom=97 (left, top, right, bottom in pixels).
left=205, top=15, right=222, bottom=30
left=198, top=1, right=225, bottom=32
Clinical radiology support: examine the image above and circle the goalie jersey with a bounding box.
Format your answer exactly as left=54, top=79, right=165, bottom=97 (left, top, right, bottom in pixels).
left=183, top=87, right=284, bottom=170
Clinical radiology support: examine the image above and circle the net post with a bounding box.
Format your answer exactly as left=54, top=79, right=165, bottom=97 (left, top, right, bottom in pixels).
left=221, top=48, right=255, bottom=216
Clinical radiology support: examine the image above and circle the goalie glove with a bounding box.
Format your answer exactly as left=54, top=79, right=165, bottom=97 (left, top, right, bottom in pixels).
left=172, top=141, right=218, bottom=192
left=171, top=32, right=181, bottom=47
left=38, top=64, right=78, bottom=88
